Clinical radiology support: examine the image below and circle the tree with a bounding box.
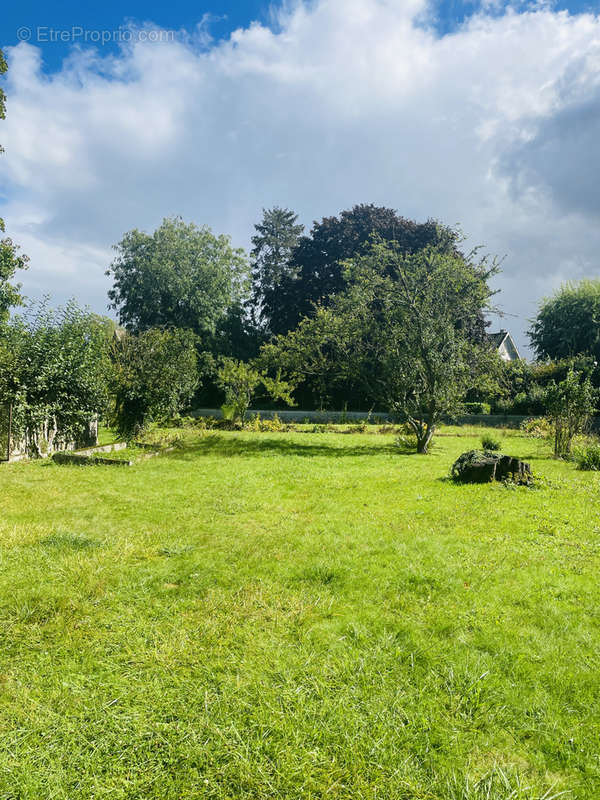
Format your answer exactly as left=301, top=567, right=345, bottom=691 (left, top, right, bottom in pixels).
left=270, top=204, right=471, bottom=336
left=107, top=217, right=248, bottom=349
left=0, top=48, right=28, bottom=325
left=545, top=368, right=596, bottom=457
left=250, top=207, right=304, bottom=334
left=529, top=280, right=600, bottom=362
left=0, top=300, right=111, bottom=456
left=0, top=236, right=28, bottom=325
left=262, top=240, right=499, bottom=453
left=215, top=357, right=295, bottom=424
left=110, top=327, right=199, bottom=437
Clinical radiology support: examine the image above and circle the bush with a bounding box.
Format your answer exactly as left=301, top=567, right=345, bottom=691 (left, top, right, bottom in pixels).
left=545, top=369, right=596, bottom=457
left=520, top=417, right=554, bottom=440
left=221, top=404, right=236, bottom=421
left=395, top=431, right=418, bottom=452
left=481, top=433, right=501, bottom=451
left=351, top=420, right=368, bottom=433
left=573, top=440, right=600, bottom=470
left=110, top=328, right=198, bottom=437
left=464, top=402, right=491, bottom=415
left=246, top=413, right=286, bottom=432
left=494, top=384, right=547, bottom=415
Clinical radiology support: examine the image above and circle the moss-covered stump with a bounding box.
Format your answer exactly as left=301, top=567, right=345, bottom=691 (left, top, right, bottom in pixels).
left=451, top=450, right=532, bottom=484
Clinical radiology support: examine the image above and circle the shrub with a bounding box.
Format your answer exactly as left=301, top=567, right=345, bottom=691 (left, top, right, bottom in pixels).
left=481, top=433, right=501, bottom=451
left=110, top=328, right=198, bottom=438
left=216, top=358, right=295, bottom=425
left=221, top=404, right=236, bottom=421
left=573, top=440, right=600, bottom=470
left=395, top=431, right=418, bottom=452
left=246, top=413, right=285, bottom=432
left=0, top=300, right=112, bottom=456
left=351, top=420, right=368, bottom=433
left=545, top=368, right=596, bottom=456
left=520, top=416, right=554, bottom=440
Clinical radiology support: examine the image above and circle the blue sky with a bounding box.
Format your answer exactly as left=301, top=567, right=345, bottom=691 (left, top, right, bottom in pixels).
left=3, top=0, right=598, bottom=73
left=1, top=1, right=269, bottom=72
left=1, top=0, right=600, bottom=356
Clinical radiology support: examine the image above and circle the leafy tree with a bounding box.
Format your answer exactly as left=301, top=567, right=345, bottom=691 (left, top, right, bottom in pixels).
left=529, top=280, right=600, bottom=362
left=107, top=217, right=248, bottom=349
left=213, top=301, right=264, bottom=362
left=262, top=240, right=499, bottom=453
left=0, top=300, right=111, bottom=456
left=270, top=204, right=473, bottom=336
left=0, top=236, right=28, bottom=325
left=250, top=207, right=304, bottom=334
left=110, top=327, right=199, bottom=437
left=0, top=48, right=28, bottom=325
left=215, top=357, right=295, bottom=424
left=545, top=368, right=596, bottom=457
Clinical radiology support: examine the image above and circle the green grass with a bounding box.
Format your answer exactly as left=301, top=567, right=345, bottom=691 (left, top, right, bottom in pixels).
left=0, top=426, right=598, bottom=799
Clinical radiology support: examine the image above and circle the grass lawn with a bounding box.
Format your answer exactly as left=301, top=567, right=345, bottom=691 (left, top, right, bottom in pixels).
left=0, top=426, right=598, bottom=799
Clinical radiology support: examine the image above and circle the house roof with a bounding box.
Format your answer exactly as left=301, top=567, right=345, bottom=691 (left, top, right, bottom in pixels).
left=486, top=329, right=520, bottom=359
left=487, top=330, right=509, bottom=348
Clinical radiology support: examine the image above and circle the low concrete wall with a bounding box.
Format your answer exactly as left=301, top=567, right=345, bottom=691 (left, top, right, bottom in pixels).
left=190, top=408, right=531, bottom=428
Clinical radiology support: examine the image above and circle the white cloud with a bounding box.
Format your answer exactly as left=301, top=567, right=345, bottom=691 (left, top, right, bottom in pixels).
left=1, top=0, right=599, bottom=354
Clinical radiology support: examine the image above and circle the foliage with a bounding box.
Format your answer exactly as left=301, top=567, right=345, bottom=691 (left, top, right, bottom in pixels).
left=493, top=357, right=597, bottom=415
left=0, top=300, right=111, bottom=455
left=545, top=368, right=596, bottom=457
left=107, top=217, right=248, bottom=348
left=520, top=417, right=554, bottom=440
left=529, top=279, right=600, bottom=362
left=110, top=327, right=199, bottom=437
left=481, top=432, right=502, bottom=451
left=394, top=429, right=419, bottom=452
left=0, top=49, right=28, bottom=324
left=215, top=358, right=295, bottom=424
left=245, top=412, right=287, bottom=432
left=464, top=402, right=491, bottom=415
left=271, top=204, right=479, bottom=337
left=262, top=239, right=499, bottom=453
left=250, top=207, right=304, bottom=334
left=0, top=235, right=28, bottom=326
left=572, top=438, right=600, bottom=471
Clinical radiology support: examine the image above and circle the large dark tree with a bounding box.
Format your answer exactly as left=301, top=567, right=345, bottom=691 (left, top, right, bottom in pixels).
left=529, top=280, right=600, bottom=363
left=270, top=204, right=465, bottom=336
left=250, top=207, right=304, bottom=334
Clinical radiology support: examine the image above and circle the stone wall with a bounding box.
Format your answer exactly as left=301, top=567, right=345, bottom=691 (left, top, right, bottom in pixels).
left=1, top=410, right=98, bottom=462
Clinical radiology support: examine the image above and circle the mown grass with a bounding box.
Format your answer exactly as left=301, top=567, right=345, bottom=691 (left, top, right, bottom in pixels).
left=0, top=427, right=598, bottom=799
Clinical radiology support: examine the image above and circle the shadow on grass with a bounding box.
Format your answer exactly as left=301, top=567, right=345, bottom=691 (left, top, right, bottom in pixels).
left=165, top=433, right=410, bottom=460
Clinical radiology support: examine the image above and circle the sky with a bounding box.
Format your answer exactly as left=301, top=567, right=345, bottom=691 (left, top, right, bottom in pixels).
left=1, top=0, right=600, bottom=357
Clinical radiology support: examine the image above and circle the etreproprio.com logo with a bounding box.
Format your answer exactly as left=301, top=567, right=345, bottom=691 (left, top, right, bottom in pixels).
left=16, top=26, right=175, bottom=44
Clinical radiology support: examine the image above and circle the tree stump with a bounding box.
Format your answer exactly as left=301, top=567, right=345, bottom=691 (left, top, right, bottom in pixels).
left=451, top=450, right=532, bottom=484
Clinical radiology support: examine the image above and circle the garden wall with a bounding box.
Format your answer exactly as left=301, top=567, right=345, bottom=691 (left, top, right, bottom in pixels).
left=0, top=407, right=98, bottom=462
left=190, top=408, right=532, bottom=429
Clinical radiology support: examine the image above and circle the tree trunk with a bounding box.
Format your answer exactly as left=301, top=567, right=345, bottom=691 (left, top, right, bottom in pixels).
left=416, top=423, right=435, bottom=454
